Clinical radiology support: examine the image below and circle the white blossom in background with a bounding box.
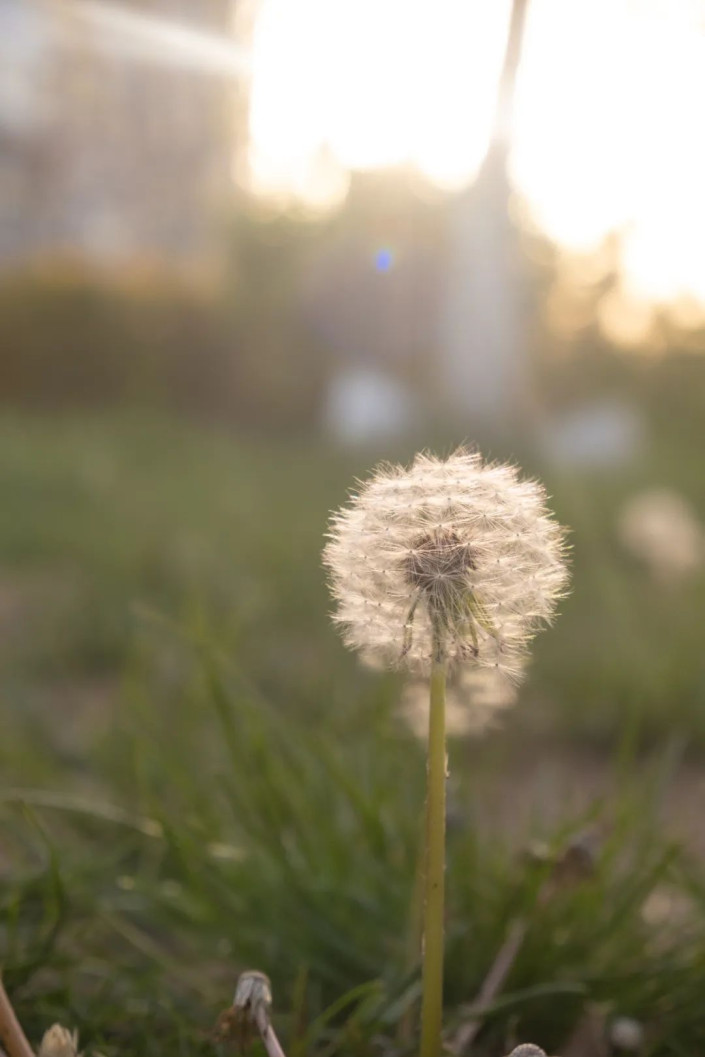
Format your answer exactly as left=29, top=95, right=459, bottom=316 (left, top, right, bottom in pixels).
left=617, top=488, right=704, bottom=585
left=324, top=450, right=569, bottom=677
left=609, top=1017, right=644, bottom=1052
left=399, top=663, right=520, bottom=739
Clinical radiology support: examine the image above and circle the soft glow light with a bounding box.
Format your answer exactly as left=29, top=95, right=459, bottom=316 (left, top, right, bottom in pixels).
left=55, top=0, right=247, bottom=74
left=245, top=0, right=513, bottom=208
left=48, top=0, right=705, bottom=322
left=511, top=0, right=705, bottom=317
left=245, top=0, right=705, bottom=320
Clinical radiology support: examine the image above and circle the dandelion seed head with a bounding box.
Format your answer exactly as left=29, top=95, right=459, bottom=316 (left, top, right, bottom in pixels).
left=403, top=526, right=478, bottom=606
left=400, top=663, right=521, bottom=739
left=323, top=449, right=569, bottom=676
left=617, top=487, right=704, bottom=585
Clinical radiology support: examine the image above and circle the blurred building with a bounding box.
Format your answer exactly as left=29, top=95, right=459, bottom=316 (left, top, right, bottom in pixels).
left=0, top=0, right=238, bottom=270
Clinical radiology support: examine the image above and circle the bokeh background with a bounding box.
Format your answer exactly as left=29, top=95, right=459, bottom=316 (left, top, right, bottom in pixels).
left=2, top=2, right=705, bottom=1055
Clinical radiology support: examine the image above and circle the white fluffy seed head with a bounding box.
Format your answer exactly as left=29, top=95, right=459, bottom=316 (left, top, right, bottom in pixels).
left=323, top=449, right=569, bottom=678
left=399, top=664, right=521, bottom=739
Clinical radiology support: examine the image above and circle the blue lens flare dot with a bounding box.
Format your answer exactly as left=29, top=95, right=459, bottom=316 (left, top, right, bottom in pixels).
left=374, top=247, right=394, bottom=273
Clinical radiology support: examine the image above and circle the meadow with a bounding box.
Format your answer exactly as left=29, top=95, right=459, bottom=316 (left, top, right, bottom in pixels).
left=2, top=396, right=705, bottom=1056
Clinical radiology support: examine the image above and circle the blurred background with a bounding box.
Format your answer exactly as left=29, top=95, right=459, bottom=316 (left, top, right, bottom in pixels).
left=3, top=2, right=705, bottom=1054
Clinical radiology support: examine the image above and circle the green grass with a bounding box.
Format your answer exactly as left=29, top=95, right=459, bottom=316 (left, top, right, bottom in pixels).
left=2, top=407, right=705, bottom=749
left=2, top=406, right=705, bottom=1054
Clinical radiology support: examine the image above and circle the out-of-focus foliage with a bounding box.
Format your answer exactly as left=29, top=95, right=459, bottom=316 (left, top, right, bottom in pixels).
left=0, top=177, right=453, bottom=434
left=223, top=210, right=332, bottom=431
left=0, top=258, right=231, bottom=414
left=3, top=611, right=705, bottom=1057
left=2, top=393, right=705, bottom=749
left=2, top=408, right=705, bottom=1054
left=0, top=231, right=328, bottom=432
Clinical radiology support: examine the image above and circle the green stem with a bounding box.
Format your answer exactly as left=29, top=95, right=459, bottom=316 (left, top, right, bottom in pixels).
left=419, top=648, right=447, bottom=1057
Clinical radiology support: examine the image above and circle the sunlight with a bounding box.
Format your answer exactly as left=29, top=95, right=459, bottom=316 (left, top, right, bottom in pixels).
left=54, top=0, right=246, bottom=75
left=245, top=0, right=705, bottom=320
left=512, top=0, right=705, bottom=319
left=48, top=0, right=705, bottom=321
left=245, top=0, right=513, bottom=206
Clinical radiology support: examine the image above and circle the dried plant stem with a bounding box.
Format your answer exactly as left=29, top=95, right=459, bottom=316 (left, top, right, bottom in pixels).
left=451, top=918, right=528, bottom=1053
left=419, top=650, right=447, bottom=1057
left=254, top=1007, right=287, bottom=1057
left=0, top=977, right=35, bottom=1057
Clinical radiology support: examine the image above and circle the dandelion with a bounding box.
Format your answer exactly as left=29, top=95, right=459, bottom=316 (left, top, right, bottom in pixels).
left=324, top=449, right=568, bottom=1057
left=617, top=487, right=704, bottom=585
left=324, top=450, right=568, bottom=678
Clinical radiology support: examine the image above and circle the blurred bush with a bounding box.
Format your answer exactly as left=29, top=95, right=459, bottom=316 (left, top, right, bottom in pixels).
left=0, top=241, right=326, bottom=432
left=0, top=257, right=229, bottom=413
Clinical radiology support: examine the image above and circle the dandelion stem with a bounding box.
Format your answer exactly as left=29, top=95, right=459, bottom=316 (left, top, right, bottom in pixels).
left=419, top=645, right=447, bottom=1057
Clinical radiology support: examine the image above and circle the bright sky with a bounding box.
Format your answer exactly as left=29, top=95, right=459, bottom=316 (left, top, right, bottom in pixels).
left=57, top=0, right=705, bottom=337
left=244, top=0, right=705, bottom=333
left=244, top=0, right=513, bottom=201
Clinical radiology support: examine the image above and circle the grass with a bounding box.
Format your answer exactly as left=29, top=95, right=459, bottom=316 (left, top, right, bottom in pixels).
left=2, top=403, right=705, bottom=1054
